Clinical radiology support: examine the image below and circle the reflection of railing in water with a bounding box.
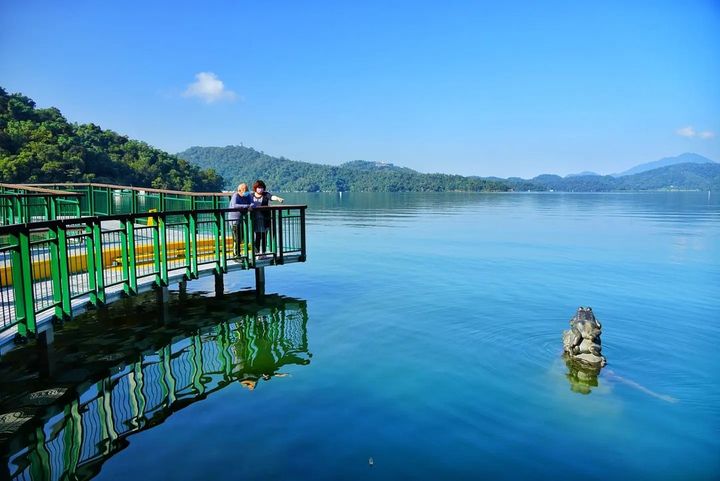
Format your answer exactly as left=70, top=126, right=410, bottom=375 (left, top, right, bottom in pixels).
left=1, top=296, right=311, bottom=481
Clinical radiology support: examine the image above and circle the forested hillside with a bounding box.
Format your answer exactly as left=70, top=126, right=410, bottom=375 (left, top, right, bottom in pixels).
left=178, top=145, right=513, bottom=192
left=0, top=87, right=223, bottom=191
left=179, top=145, right=719, bottom=192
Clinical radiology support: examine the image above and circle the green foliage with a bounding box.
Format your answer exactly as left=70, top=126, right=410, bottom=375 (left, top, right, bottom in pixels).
left=0, top=87, right=224, bottom=191
left=177, top=145, right=512, bottom=192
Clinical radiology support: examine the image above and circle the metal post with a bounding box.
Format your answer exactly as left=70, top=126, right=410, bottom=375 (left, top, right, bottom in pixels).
left=18, top=229, right=37, bottom=336
left=38, top=327, right=56, bottom=378
left=105, top=186, right=112, bottom=215
left=248, top=212, right=256, bottom=267
left=270, top=209, right=277, bottom=255
left=56, top=224, right=72, bottom=321
left=131, top=189, right=138, bottom=214
left=218, top=211, right=227, bottom=273
left=10, top=231, right=29, bottom=341
left=242, top=211, right=250, bottom=260
left=126, top=218, right=138, bottom=294
left=214, top=271, right=224, bottom=297
left=189, top=212, right=198, bottom=279
left=277, top=209, right=284, bottom=264
left=155, top=284, right=170, bottom=323
left=255, top=267, right=265, bottom=297
left=179, top=279, right=187, bottom=301
left=10, top=195, right=20, bottom=224
left=152, top=213, right=162, bottom=287
left=85, top=223, right=98, bottom=307
left=156, top=285, right=169, bottom=303
left=119, top=217, right=130, bottom=296
left=49, top=225, right=65, bottom=323
left=49, top=195, right=58, bottom=221
left=88, top=184, right=95, bottom=216
left=212, top=211, right=221, bottom=274
left=300, top=207, right=307, bottom=262
left=158, top=213, right=169, bottom=286
left=92, top=219, right=106, bottom=306
left=183, top=213, right=192, bottom=280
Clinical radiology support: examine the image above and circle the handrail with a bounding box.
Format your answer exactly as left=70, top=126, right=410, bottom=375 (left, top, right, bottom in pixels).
left=0, top=183, right=84, bottom=196
left=1, top=182, right=241, bottom=226
left=0, top=192, right=83, bottom=198
left=0, top=204, right=307, bottom=343
left=1, top=205, right=307, bottom=230
left=23, top=182, right=233, bottom=197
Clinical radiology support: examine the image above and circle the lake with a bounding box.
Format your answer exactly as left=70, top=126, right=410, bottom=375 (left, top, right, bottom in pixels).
left=3, top=192, right=719, bottom=480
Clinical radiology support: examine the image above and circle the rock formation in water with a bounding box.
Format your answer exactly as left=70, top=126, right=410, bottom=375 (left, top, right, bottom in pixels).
left=562, top=307, right=607, bottom=369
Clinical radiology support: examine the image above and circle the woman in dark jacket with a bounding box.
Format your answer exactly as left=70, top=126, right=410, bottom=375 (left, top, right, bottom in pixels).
left=250, top=180, right=284, bottom=255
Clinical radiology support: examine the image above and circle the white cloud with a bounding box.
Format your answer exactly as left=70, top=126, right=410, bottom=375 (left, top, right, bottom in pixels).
left=182, top=72, right=237, bottom=103
left=676, top=126, right=715, bottom=140
left=676, top=126, right=696, bottom=137
left=698, top=131, right=716, bottom=139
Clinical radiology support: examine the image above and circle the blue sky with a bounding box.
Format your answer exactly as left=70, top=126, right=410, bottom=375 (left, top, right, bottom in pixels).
left=1, top=0, right=718, bottom=178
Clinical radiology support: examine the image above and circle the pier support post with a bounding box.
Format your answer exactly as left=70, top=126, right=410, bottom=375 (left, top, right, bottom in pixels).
left=155, top=285, right=170, bottom=324
left=255, top=267, right=265, bottom=298
left=37, top=327, right=56, bottom=378
left=179, top=279, right=188, bottom=302
left=214, top=272, right=224, bottom=298
left=155, top=285, right=169, bottom=304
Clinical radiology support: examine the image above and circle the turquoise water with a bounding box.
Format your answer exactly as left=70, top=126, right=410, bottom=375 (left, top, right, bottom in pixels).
left=3, top=192, right=720, bottom=480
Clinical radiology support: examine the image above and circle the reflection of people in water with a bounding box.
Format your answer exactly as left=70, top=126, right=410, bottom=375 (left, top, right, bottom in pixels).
left=240, top=379, right=257, bottom=390
left=231, top=311, right=311, bottom=390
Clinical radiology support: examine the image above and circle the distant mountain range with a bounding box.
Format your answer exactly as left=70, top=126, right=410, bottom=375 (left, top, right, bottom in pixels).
left=523, top=162, right=719, bottom=192
left=178, top=146, right=720, bottom=192
left=566, top=171, right=599, bottom=178
left=612, top=152, right=716, bottom=177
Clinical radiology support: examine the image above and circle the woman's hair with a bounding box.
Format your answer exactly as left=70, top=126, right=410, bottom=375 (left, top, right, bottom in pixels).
left=253, top=180, right=267, bottom=191
left=237, top=183, right=247, bottom=192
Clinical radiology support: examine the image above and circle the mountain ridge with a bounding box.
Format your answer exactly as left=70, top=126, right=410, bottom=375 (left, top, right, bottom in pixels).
left=178, top=146, right=719, bottom=192
left=612, top=152, right=716, bottom=177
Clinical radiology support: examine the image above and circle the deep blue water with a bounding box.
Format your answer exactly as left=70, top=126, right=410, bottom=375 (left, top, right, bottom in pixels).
left=5, top=192, right=720, bottom=480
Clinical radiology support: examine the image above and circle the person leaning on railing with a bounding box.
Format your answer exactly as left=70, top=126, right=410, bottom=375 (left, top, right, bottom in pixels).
left=250, top=179, right=284, bottom=255
left=228, top=183, right=252, bottom=257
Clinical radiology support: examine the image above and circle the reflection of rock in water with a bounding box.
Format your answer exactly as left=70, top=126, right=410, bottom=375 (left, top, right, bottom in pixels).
left=564, top=354, right=601, bottom=394
left=0, top=291, right=312, bottom=481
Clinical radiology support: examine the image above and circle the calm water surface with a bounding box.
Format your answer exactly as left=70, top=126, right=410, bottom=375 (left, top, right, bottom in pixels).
left=3, top=192, right=719, bottom=480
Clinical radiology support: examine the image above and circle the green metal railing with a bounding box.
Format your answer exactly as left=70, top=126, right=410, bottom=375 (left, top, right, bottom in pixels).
left=0, top=184, right=83, bottom=226
left=0, top=205, right=307, bottom=341
left=1, top=182, right=232, bottom=225
left=2, top=298, right=310, bottom=481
